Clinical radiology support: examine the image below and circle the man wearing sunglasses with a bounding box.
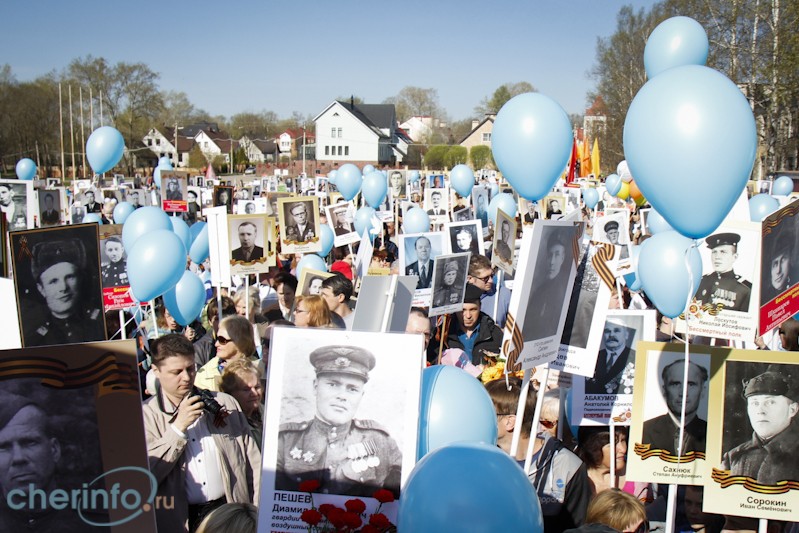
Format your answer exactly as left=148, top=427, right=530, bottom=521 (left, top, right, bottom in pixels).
left=467, top=254, right=510, bottom=329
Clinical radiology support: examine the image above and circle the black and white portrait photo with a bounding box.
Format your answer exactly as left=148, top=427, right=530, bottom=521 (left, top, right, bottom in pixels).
left=543, top=194, right=565, bottom=220
left=453, top=206, right=473, bottom=222
left=125, top=189, right=148, bottom=209
left=0, top=179, right=33, bottom=231
left=297, top=268, right=333, bottom=297
left=596, top=212, right=631, bottom=261
left=491, top=210, right=517, bottom=275
left=429, top=252, right=470, bottom=316
left=99, top=228, right=128, bottom=289
left=37, top=190, right=63, bottom=227
left=279, top=197, right=322, bottom=254
left=472, top=186, right=489, bottom=231
left=185, top=186, right=201, bottom=225
left=424, top=188, right=448, bottom=218
left=400, top=232, right=445, bottom=291
left=228, top=214, right=271, bottom=275
left=695, top=232, right=752, bottom=312
left=446, top=220, right=483, bottom=256
left=388, top=170, right=406, bottom=200
left=521, top=198, right=539, bottom=226
left=585, top=314, right=643, bottom=396
left=78, top=188, right=103, bottom=214
left=10, top=224, right=106, bottom=348
left=261, top=328, right=422, bottom=529
left=326, top=202, right=358, bottom=247
left=761, top=210, right=798, bottom=306
left=213, top=185, right=234, bottom=214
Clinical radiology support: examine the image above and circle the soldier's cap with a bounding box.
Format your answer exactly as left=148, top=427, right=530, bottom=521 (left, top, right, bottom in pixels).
left=463, top=283, right=483, bottom=305
left=31, top=239, right=86, bottom=281
left=705, top=232, right=740, bottom=249
left=0, top=391, right=36, bottom=429
left=604, top=220, right=620, bottom=232
left=444, top=261, right=459, bottom=274
left=310, top=345, right=375, bottom=382
left=743, top=368, right=799, bottom=402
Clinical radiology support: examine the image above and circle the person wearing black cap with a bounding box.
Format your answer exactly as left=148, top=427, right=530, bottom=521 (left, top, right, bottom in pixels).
left=276, top=345, right=402, bottom=496
left=442, top=283, right=503, bottom=366
left=23, top=238, right=104, bottom=347
left=721, top=365, right=799, bottom=484
left=695, top=232, right=751, bottom=312
left=432, top=259, right=464, bottom=308
left=603, top=219, right=629, bottom=260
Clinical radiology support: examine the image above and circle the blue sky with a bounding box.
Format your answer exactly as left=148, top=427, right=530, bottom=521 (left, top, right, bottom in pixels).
left=3, top=0, right=660, bottom=121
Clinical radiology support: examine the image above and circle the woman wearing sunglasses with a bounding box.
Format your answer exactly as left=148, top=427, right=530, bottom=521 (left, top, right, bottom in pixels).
left=195, top=315, right=264, bottom=392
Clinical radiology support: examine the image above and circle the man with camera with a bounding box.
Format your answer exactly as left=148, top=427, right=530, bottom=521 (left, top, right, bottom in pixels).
left=143, top=334, right=261, bottom=533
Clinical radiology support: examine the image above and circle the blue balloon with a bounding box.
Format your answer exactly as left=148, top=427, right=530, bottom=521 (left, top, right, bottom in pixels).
left=296, top=254, right=327, bottom=281
left=362, top=164, right=375, bottom=175
left=162, top=270, right=206, bottom=325
left=749, top=194, right=780, bottom=222
left=487, top=193, right=517, bottom=227
left=418, top=366, right=498, bottom=459
left=15, top=158, right=36, bottom=181
left=582, top=188, right=599, bottom=209
left=153, top=167, right=163, bottom=189
left=158, top=156, right=174, bottom=169
left=624, top=65, right=756, bottom=239
left=327, top=169, right=337, bottom=185
left=122, top=206, right=172, bottom=250
left=622, top=244, right=642, bottom=291
left=113, top=201, right=136, bottom=225
left=335, top=163, right=363, bottom=201
left=605, top=173, right=622, bottom=196
left=86, top=126, right=125, bottom=175
left=408, top=170, right=421, bottom=183
left=362, top=171, right=388, bottom=208
left=644, top=16, right=709, bottom=79
left=638, top=231, right=703, bottom=318
left=491, top=92, right=573, bottom=201
left=488, top=183, right=500, bottom=199
left=189, top=220, right=207, bottom=243
left=399, top=442, right=543, bottom=532
left=170, top=216, right=191, bottom=251
left=353, top=206, right=376, bottom=238
left=772, top=176, right=794, bottom=196
left=404, top=207, right=430, bottom=234
left=319, top=224, right=334, bottom=257
left=127, top=229, right=187, bottom=302
left=647, top=208, right=673, bottom=234
left=83, top=213, right=103, bottom=225
left=189, top=224, right=210, bottom=264
left=450, top=164, right=475, bottom=198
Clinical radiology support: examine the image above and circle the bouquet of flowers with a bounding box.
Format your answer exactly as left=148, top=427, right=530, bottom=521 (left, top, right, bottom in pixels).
left=298, top=480, right=397, bottom=533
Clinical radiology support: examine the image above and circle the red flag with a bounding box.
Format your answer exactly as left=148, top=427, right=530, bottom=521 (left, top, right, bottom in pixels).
left=566, top=137, right=578, bottom=184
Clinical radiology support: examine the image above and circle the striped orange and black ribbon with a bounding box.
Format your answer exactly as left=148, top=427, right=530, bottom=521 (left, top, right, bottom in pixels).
left=634, top=443, right=706, bottom=463
left=591, top=242, right=617, bottom=290
left=762, top=201, right=799, bottom=237
left=712, top=468, right=799, bottom=494
left=502, top=312, right=525, bottom=373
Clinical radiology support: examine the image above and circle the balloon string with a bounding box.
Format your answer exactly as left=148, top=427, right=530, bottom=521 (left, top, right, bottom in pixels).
left=677, top=240, right=699, bottom=462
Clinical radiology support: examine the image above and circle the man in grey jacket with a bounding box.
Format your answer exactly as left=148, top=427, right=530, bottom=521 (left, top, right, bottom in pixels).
left=143, top=334, right=261, bottom=532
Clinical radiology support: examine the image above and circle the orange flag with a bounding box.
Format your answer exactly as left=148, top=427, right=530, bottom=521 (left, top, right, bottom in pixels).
left=591, top=138, right=601, bottom=178
left=581, top=140, right=592, bottom=177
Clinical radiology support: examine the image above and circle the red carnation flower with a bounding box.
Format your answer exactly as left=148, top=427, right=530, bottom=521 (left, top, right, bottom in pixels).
left=343, top=511, right=363, bottom=529
left=327, top=507, right=348, bottom=529
left=318, top=503, right=335, bottom=517
left=300, top=509, right=323, bottom=526
left=372, top=489, right=395, bottom=503
left=369, top=513, right=392, bottom=529
left=298, top=479, right=321, bottom=493
left=344, top=498, right=367, bottom=514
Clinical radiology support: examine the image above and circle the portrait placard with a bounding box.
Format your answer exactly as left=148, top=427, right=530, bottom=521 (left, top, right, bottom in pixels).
left=501, top=221, right=581, bottom=371
left=0, top=178, right=35, bottom=230
left=674, top=221, right=761, bottom=342
left=427, top=174, right=446, bottom=188
left=571, top=310, right=656, bottom=426
left=552, top=241, right=617, bottom=376
left=266, top=192, right=291, bottom=218
left=491, top=209, right=516, bottom=276
left=278, top=196, right=322, bottom=254
left=296, top=268, right=334, bottom=298
left=99, top=224, right=134, bottom=311
left=542, top=193, right=566, bottom=220
left=704, top=348, right=799, bottom=522
left=445, top=220, right=483, bottom=256
left=326, top=201, right=359, bottom=247
left=160, top=172, right=188, bottom=213
left=10, top=223, right=107, bottom=347
left=428, top=252, right=470, bottom=317
left=626, top=342, right=712, bottom=486
left=0, top=340, right=156, bottom=531
left=424, top=187, right=449, bottom=224
left=235, top=198, right=266, bottom=215
left=37, top=187, right=67, bottom=227
left=259, top=328, right=423, bottom=530
left=520, top=198, right=539, bottom=226
left=399, top=232, right=446, bottom=307
left=758, top=198, right=799, bottom=335
left=471, top=185, right=490, bottom=233
left=387, top=170, right=406, bottom=200
left=227, top=214, right=273, bottom=275
left=594, top=210, right=631, bottom=268
left=213, top=185, right=234, bottom=214
left=124, top=189, right=150, bottom=209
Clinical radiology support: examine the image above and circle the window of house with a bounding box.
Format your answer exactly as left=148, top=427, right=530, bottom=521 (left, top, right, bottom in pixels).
left=344, top=146, right=349, bottom=156
left=331, top=127, right=336, bottom=138
left=482, top=133, right=491, bottom=142
left=337, top=127, right=342, bottom=138
left=155, top=138, right=161, bottom=146
left=325, top=146, right=330, bottom=156
left=337, top=146, right=342, bottom=156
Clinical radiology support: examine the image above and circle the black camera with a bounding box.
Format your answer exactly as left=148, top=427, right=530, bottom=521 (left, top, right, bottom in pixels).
left=192, top=387, right=229, bottom=427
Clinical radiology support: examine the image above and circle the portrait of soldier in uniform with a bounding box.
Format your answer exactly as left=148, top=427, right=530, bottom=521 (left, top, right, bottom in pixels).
left=695, top=233, right=752, bottom=312
left=231, top=221, right=264, bottom=263
left=12, top=227, right=105, bottom=348
left=432, top=260, right=463, bottom=308
left=602, top=219, right=630, bottom=260
left=276, top=346, right=402, bottom=497
left=126, top=190, right=144, bottom=209
left=284, top=201, right=316, bottom=243
left=494, top=219, right=513, bottom=267
left=101, top=236, right=128, bottom=288
left=0, top=182, right=29, bottom=230
left=165, top=178, right=183, bottom=201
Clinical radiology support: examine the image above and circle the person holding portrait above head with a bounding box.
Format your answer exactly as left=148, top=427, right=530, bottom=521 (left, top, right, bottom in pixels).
left=24, top=239, right=105, bottom=347
left=40, top=193, right=60, bottom=226
left=276, top=345, right=402, bottom=497
left=604, top=220, right=629, bottom=260
left=433, top=260, right=463, bottom=308
left=721, top=366, right=799, bottom=485
left=166, top=178, right=183, bottom=201
left=82, top=189, right=102, bottom=213
left=468, top=254, right=511, bottom=329
left=494, top=219, right=513, bottom=265
left=0, top=182, right=27, bottom=230
left=762, top=226, right=794, bottom=303
left=389, top=170, right=405, bottom=199
left=285, top=202, right=315, bottom=242
left=101, top=236, right=128, bottom=287
left=585, top=318, right=636, bottom=395
left=143, top=334, right=261, bottom=533
left=695, top=233, right=751, bottom=312
left=405, top=236, right=434, bottom=289
left=641, top=359, right=708, bottom=456
left=231, top=222, right=263, bottom=263
left=427, top=190, right=445, bottom=217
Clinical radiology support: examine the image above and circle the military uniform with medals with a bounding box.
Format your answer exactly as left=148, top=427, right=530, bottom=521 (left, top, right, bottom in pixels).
left=102, top=259, right=128, bottom=287
left=695, top=233, right=752, bottom=312
left=275, top=346, right=402, bottom=497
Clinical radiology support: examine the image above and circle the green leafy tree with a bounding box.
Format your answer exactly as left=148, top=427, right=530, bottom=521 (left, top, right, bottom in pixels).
left=423, top=145, right=449, bottom=169
left=188, top=145, right=207, bottom=170
left=384, top=87, right=442, bottom=123
left=445, top=146, right=468, bottom=168
left=474, top=82, right=536, bottom=116
left=470, top=145, right=493, bottom=169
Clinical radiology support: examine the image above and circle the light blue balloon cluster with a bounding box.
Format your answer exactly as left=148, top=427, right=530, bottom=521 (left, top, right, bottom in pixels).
left=408, top=170, right=421, bottom=183
left=353, top=206, right=376, bottom=238
left=162, top=270, right=206, bottom=325
left=449, top=164, right=475, bottom=198
left=127, top=229, right=187, bottom=303
left=404, top=207, right=430, bottom=234
left=113, top=202, right=136, bottom=225
left=15, top=158, right=36, bottom=181
left=335, top=163, right=363, bottom=201
left=86, top=126, right=125, bottom=175
left=646, top=208, right=673, bottom=234
left=644, top=16, right=709, bottom=78
left=749, top=194, right=780, bottom=222
left=318, top=224, right=334, bottom=257
left=362, top=171, right=388, bottom=208
left=582, top=188, right=599, bottom=209
left=772, top=176, right=793, bottom=196
left=637, top=231, right=703, bottom=318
